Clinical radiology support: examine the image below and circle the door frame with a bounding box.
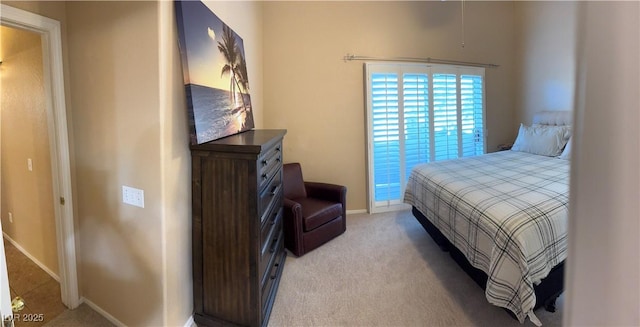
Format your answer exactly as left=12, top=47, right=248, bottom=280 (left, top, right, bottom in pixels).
left=1, top=219, right=11, bottom=323
left=0, top=4, right=80, bottom=309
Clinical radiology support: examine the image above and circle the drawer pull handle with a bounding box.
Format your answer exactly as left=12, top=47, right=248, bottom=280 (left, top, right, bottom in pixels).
left=270, top=186, right=278, bottom=196
left=261, top=159, right=268, bottom=166
left=262, top=173, right=268, bottom=180
left=276, top=146, right=281, bottom=152
left=276, top=156, right=281, bottom=162
left=269, top=237, right=278, bottom=253
left=270, top=262, right=280, bottom=279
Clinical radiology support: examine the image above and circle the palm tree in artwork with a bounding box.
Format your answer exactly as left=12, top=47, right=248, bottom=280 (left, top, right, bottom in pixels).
left=217, top=25, right=248, bottom=109
left=236, top=51, right=250, bottom=95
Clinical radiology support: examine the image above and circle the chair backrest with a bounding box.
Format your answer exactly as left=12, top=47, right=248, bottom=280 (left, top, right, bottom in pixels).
left=283, top=163, right=307, bottom=199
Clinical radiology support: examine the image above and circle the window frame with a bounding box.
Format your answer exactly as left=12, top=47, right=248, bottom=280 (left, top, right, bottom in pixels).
left=365, top=62, right=487, bottom=213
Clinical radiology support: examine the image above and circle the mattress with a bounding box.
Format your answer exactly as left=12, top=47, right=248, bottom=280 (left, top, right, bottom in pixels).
left=404, top=150, right=569, bottom=323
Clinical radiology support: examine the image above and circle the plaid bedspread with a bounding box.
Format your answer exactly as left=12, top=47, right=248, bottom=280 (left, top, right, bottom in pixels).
left=404, top=150, right=569, bottom=323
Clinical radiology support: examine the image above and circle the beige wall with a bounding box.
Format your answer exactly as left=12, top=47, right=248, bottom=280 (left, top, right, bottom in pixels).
left=0, top=26, right=59, bottom=276
left=565, top=2, right=639, bottom=325
left=158, top=2, right=192, bottom=325
left=514, top=1, right=578, bottom=125
left=66, top=1, right=164, bottom=325
left=2, top=1, right=77, bottom=197
left=263, top=1, right=517, bottom=210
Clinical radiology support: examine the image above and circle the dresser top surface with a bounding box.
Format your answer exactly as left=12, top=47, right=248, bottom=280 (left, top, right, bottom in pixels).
left=190, top=129, right=286, bottom=154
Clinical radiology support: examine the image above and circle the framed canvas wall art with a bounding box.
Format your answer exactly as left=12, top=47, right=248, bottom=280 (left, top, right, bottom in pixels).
left=175, top=1, right=254, bottom=145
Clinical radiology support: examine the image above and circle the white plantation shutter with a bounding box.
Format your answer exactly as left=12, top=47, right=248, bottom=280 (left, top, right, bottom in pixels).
left=371, top=73, right=401, bottom=203
left=460, top=73, right=485, bottom=156
left=366, top=63, right=485, bottom=213
left=432, top=73, right=459, bottom=160
left=403, top=73, right=430, bottom=187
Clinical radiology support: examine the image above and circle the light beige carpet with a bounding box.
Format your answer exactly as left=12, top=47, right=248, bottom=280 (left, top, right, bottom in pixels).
left=268, top=210, right=563, bottom=327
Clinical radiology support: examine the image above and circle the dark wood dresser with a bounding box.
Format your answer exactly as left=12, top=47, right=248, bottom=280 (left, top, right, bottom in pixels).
left=190, top=129, right=287, bottom=327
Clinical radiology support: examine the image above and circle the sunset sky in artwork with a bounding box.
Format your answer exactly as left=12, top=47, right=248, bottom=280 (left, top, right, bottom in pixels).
left=176, top=1, right=247, bottom=91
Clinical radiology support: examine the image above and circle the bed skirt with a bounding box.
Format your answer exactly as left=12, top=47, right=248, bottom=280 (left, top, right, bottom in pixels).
left=411, top=206, right=564, bottom=315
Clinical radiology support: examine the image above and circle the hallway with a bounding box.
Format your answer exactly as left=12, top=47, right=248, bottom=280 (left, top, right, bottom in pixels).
left=3, top=238, right=65, bottom=326
left=4, top=238, right=115, bottom=326
left=4, top=239, right=66, bottom=327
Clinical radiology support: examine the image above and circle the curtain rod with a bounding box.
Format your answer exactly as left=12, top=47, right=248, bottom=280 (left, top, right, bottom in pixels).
left=343, top=54, right=499, bottom=68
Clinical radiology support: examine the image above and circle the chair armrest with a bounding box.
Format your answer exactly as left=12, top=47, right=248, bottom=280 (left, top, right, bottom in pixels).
left=304, top=182, right=347, bottom=206
left=282, top=198, right=304, bottom=256
left=283, top=198, right=302, bottom=213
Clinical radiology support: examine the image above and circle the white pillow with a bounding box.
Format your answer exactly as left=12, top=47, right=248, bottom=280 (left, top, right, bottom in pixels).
left=511, top=124, right=571, bottom=157
left=558, top=137, right=572, bottom=160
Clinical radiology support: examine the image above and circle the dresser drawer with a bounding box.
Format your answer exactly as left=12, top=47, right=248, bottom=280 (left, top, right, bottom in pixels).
left=261, top=232, right=285, bottom=311
left=258, top=169, right=282, bottom=221
left=258, top=142, right=282, bottom=191
left=260, top=213, right=283, bottom=283
left=260, top=207, right=282, bottom=252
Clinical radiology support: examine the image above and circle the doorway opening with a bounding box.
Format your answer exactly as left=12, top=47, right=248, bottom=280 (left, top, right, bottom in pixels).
left=0, top=23, right=68, bottom=325
left=0, top=4, right=80, bottom=312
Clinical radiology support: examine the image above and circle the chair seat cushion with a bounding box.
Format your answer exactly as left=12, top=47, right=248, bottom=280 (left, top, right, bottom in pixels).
left=293, top=197, right=343, bottom=232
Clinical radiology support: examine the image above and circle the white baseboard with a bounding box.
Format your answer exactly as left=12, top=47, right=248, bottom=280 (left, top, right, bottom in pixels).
left=2, top=232, right=60, bottom=282
left=369, top=203, right=411, bottom=214
left=81, top=297, right=127, bottom=327
left=83, top=297, right=194, bottom=327
left=346, top=209, right=368, bottom=215
left=183, top=316, right=195, bottom=327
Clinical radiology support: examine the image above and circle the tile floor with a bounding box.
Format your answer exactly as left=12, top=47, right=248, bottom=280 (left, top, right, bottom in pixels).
left=4, top=239, right=66, bottom=327
left=42, top=303, right=115, bottom=327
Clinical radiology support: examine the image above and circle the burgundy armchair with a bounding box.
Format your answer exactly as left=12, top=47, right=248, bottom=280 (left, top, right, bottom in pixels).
left=282, top=163, right=347, bottom=256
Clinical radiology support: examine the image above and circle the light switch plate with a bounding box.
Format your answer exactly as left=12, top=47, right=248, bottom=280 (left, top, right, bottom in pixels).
left=122, top=185, right=144, bottom=208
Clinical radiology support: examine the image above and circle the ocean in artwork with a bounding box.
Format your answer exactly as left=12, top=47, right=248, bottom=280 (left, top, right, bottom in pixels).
left=186, top=84, right=253, bottom=144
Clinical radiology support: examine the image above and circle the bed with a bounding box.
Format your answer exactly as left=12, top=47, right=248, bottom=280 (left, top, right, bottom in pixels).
left=404, top=111, right=572, bottom=325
